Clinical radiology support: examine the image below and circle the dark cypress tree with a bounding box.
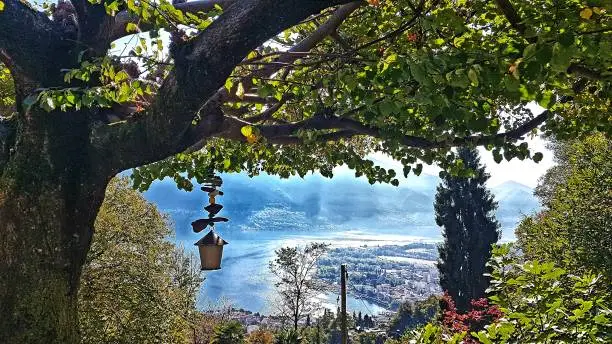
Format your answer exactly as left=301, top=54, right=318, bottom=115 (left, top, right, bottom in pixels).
left=435, top=148, right=500, bottom=312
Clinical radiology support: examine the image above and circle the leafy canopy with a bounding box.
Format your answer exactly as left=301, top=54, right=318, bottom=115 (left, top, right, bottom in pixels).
left=133, top=0, right=611, bottom=189
left=3, top=0, right=611, bottom=189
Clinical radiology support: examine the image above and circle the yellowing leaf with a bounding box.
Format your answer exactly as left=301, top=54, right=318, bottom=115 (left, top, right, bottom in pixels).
left=224, top=78, right=233, bottom=92
left=126, top=23, right=139, bottom=33
left=246, top=50, right=258, bottom=60
left=0, top=1, right=5, bottom=11
left=236, top=82, right=245, bottom=100
left=508, top=59, right=522, bottom=79
left=246, top=134, right=257, bottom=144
left=580, top=8, right=593, bottom=19
left=453, top=36, right=465, bottom=47
left=240, top=125, right=253, bottom=138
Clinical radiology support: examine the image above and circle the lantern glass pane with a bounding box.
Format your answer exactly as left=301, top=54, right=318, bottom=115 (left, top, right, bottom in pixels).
left=198, top=245, right=224, bottom=270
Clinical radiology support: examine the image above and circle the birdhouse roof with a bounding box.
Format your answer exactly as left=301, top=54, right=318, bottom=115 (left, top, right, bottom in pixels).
left=195, top=230, right=228, bottom=246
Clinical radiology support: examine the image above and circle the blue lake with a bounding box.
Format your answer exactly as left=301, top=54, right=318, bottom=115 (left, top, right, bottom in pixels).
left=182, top=227, right=439, bottom=316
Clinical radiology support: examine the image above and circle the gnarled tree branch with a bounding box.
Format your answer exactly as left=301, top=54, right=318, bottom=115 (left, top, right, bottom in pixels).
left=0, top=0, right=68, bottom=85
left=72, top=1, right=115, bottom=54
left=209, top=105, right=550, bottom=149
left=249, top=2, right=363, bottom=83
left=567, top=64, right=611, bottom=81
left=95, top=0, right=354, bottom=173
left=185, top=2, right=362, bottom=150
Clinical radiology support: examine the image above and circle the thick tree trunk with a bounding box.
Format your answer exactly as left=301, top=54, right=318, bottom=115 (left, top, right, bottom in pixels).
left=0, top=1, right=356, bottom=341
left=0, top=109, right=110, bottom=344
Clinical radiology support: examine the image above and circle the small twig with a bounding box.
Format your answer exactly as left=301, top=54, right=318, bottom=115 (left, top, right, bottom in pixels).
left=355, top=0, right=427, bottom=51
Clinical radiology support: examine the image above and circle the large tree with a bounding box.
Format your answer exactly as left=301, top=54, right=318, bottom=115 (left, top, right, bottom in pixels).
left=0, top=0, right=609, bottom=342
left=435, top=148, right=500, bottom=312
left=516, top=133, right=611, bottom=278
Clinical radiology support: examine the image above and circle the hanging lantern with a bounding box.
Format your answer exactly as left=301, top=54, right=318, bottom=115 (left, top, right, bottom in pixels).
left=192, top=173, right=229, bottom=271
left=194, top=229, right=228, bottom=270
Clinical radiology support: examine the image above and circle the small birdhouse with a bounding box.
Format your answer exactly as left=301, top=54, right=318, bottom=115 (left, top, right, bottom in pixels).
left=194, top=229, right=228, bottom=271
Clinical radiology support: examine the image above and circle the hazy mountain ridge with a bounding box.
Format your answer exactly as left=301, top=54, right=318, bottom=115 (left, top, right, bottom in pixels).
left=144, top=173, right=540, bottom=240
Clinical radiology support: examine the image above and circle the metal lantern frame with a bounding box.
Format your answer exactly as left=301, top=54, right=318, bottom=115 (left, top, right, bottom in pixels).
left=194, top=229, right=228, bottom=270
left=191, top=175, right=229, bottom=271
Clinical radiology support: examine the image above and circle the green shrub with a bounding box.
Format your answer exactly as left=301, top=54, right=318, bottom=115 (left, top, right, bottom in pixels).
left=405, top=245, right=611, bottom=343
left=211, top=321, right=245, bottom=344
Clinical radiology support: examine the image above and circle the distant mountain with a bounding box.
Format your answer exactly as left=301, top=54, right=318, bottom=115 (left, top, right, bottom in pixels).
left=491, top=181, right=541, bottom=239
left=143, top=173, right=540, bottom=240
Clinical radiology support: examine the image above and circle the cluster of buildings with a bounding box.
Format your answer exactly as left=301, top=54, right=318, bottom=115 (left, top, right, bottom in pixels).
left=319, top=244, right=441, bottom=311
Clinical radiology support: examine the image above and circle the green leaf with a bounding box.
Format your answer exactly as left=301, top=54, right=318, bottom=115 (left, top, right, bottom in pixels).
left=378, top=100, right=397, bottom=116
left=468, top=68, right=479, bottom=86
left=385, top=53, right=398, bottom=64
left=533, top=152, right=543, bottom=163
left=493, top=149, right=503, bottom=163
left=551, top=42, right=573, bottom=72
left=473, top=332, right=493, bottom=344
left=409, top=63, right=429, bottom=86
left=403, top=165, right=411, bottom=178
left=236, top=82, right=245, bottom=99
left=558, top=32, right=575, bottom=47
left=453, top=36, right=465, bottom=47
left=65, top=92, right=76, bottom=104
left=593, top=313, right=609, bottom=325
left=537, top=91, right=554, bottom=108
left=413, top=163, right=423, bottom=176
left=503, top=75, right=520, bottom=92
left=523, top=43, right=537, bottom=58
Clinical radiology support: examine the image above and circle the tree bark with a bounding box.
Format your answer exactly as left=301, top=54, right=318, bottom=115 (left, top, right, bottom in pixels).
left=0, top=108, right=110, bottom=344
left=0, top=1, right=355, bottom=342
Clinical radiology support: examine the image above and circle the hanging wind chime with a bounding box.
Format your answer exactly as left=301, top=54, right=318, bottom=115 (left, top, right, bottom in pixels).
left=192, top=175, right=229, bottom=270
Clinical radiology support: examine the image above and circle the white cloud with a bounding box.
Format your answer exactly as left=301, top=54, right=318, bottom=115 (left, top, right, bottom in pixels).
left=478, top=135, right=553, bottom=187
left=334, top=135, right=554, bottom=188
